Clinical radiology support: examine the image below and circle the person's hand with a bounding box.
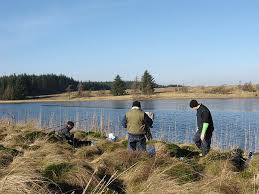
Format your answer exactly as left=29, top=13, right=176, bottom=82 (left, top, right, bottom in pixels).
left=200, top=134, right=205, bottom=142
left=146, top=131, right=152, bottom=141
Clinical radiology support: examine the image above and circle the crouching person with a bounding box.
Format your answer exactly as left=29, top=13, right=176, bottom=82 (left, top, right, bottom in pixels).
left=56, top=121, right=75, bottom=144
left=56, top=121, right=91, bottom=147
left=122, top=101, right=153, bottom=151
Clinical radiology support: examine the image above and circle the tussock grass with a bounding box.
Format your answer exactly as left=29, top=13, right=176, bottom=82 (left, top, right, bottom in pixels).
left=0, top=121, right=258, bottom=193
left=74, top=146, right=102, bottom=160
left=95, top=139, right=125, bottom=153
left=0, top=173, right=52, bottom=194
left=163, top=159, right=204, bottom=184
left=94, top=149, right=149, bottom=175
left=0, top=139, right=21, bottom=169
left=73, top=131, right=106, bottom=140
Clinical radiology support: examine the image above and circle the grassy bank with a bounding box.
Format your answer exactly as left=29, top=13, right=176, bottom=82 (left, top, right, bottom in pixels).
left=0, top=121, right=258, bottom=194
left=1, top=85, right=259, bottom=104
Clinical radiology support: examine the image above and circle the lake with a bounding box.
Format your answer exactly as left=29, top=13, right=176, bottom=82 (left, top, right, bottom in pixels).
left=0, top=98, right=259, bottom=152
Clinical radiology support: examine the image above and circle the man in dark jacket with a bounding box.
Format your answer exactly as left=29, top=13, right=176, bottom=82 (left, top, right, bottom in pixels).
left=190, top=100, right=214, bottom=156
left=122, top=101, right=153, bottom=151
left=57, top=121, right=75, bottom=143
left=56, top=121, right=91, bottom=147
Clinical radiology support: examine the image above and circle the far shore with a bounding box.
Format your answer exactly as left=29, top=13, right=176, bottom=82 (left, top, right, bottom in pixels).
left=0, top=86, right=259, bottom=104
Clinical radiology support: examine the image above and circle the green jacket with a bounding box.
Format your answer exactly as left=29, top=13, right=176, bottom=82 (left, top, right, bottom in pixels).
left=122, top=108, right=153, bottom=135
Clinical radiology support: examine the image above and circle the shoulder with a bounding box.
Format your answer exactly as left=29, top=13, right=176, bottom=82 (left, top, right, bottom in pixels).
left=201, top=104, right=210, bottom=110
left=126, top=110, right=131, bottom=116
left=200, top=105, right=212, bottom=119
left=199, top=104, right=210, bottom=112
left=60, top=127, right=66, bottom=131
left=60, top=127, right=69, bottom=133
left=135, top=109, right=145, bottom=117
left=203, top=105, right=211, bottom=114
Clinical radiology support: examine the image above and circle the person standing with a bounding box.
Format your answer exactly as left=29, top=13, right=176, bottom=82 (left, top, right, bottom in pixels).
left=190, top=100, right=214, bottom=156
left=122, top=101, right=153, bottom=151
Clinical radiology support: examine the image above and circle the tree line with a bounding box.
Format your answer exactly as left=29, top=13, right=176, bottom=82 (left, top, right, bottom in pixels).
left=82, top=81, right=138, bottom=91
left=0, top=71, right=159, bottom=100
left=0, top=74, right=78, bottom=100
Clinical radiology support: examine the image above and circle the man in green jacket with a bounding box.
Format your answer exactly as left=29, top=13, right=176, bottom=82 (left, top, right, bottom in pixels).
left=122, top=101, right=153, bottom=151
left=190, top=100, right=214, bottom=156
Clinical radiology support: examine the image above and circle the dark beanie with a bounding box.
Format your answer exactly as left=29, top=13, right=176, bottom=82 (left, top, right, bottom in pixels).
left=67, top=121, right=74, bottom=127
left=132, top=101, right=141, bottom=108
left=189, top=100, right=199, bottom=108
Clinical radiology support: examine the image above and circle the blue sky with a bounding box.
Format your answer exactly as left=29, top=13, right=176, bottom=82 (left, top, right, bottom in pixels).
left=0, top=0, right=258, bottom=85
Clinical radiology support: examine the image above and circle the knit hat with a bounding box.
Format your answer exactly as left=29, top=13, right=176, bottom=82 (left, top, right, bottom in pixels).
left=132, top=101, right=141, bottom=108
left=189, top=100, right=199, bottom=108
left=67, top=121, right=74, bottom=127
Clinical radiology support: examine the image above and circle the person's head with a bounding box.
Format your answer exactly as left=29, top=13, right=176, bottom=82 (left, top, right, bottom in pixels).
left=66, top=121, right=74, bottom=130
left=189, top=100, right=200, bottom=110
left=132, top=101, right=141, bottom=108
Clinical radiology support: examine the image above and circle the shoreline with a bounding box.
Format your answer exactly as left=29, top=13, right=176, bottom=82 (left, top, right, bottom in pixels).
left=0, top=92, right=259, bottom=104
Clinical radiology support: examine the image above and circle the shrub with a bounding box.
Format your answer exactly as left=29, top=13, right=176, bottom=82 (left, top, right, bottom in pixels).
left=177, top=86, right=189, bottom=93
left=207, top=85, right=233, bottom=94
left=96, top=90, right=107, bottom=97
left=241, top=82, right=256, bottom=92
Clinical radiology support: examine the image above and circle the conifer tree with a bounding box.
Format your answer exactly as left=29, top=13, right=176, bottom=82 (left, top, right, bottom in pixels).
left=140, top=70, right=156, bottom=95
left=111, top=75, right=126, bottom=96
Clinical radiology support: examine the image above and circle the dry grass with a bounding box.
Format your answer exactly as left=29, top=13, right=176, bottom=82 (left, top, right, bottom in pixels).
left=0, top=173, right=52, bottom=194
left=0, top=121, right=258, bottom=193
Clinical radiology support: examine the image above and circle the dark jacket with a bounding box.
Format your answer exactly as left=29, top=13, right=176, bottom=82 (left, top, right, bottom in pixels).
left=57, top=127, right=74, bottom=141
left=122, top=108, right=153, bottom=135
left=197, top=104, right=214, bottom=132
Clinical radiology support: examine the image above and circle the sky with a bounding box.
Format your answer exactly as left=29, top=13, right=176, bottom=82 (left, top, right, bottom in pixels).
left=0, top=0, right=258, bottom=86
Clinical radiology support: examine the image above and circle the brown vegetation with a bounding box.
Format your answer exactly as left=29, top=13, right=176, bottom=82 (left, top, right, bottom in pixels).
left=0, top=121, right=258, bottom=193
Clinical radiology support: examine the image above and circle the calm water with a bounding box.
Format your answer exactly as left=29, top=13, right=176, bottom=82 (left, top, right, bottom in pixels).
left=0, top=99, right=259, bottom=152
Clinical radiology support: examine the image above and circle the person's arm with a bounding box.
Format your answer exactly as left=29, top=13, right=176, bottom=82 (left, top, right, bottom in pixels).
left=144, top=113, right=153, bottom=140
left=200, top=111, right=210, bottom=141
left=63, top=130, right=74, bottom=141
left=144, top=113, right=153, bottom=127
left=201, top=123, right=209, bottom=141
left=122, top=115, right=127, bottom=128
